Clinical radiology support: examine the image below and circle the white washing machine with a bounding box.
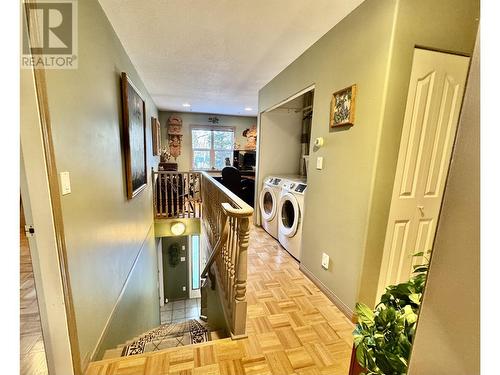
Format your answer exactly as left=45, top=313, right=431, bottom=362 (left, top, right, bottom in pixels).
left=259, top=176, right=285, bottom=239
left=278, top=179, right=307, bottom=261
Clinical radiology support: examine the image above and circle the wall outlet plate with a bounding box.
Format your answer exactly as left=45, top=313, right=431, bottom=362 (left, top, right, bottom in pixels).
left=180, top=256, right=186, bottom=262
left=321, top=253, right=329, bottom=269
left=60, top=171, right=71, bottom=195
left=316, top=157, right=324, bottom=170
left=182, top=286, right=186, bottom=291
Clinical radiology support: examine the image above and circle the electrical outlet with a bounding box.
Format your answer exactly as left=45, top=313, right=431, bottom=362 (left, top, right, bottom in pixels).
left=182, top=286, right=186, bottom=291
left=182, top=245, right=186, bottom=250
left=321, top=253, right=329, bottom=269
left=180, top=256, right=186, bottom=262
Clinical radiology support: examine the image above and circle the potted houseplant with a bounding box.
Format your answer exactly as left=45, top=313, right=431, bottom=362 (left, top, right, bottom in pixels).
left=351, top=252, right=430, bottom=375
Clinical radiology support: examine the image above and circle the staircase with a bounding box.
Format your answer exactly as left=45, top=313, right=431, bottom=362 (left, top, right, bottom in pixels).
left=102, top=319, right=227, bottom=360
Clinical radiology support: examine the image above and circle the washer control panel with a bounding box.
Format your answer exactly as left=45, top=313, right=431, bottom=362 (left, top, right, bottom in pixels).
left=295, top=184, right=307, bottom=193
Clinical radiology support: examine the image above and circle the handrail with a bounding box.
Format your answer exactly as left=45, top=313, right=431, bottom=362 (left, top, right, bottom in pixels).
left=200, top=172, right=254, bottom=216
left=199, top=171, right=253, bottom=338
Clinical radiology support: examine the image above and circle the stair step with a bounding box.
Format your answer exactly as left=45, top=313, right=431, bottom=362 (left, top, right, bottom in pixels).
left=102, top=347, right=123, bottom=360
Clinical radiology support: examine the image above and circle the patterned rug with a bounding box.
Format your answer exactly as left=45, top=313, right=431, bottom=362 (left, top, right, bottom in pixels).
left=121, top=319, right=210, bottom=356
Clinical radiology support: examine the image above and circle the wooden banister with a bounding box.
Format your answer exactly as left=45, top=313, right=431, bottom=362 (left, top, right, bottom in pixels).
left=199, top=172, right=253, bottom=338
left=152, top=170, right=201, bottom=219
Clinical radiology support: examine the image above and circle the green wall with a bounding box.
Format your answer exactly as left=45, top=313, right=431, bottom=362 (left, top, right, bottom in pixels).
left=258, top=0, right=479, bottom=314
left=44, top=0, right=160, bottom=367
left=259, top=0, right=398, bottom=314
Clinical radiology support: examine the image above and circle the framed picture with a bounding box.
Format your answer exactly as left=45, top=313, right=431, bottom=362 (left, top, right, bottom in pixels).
left=151, top=116, right=161, bottom=156
left=330, top=84, right=357, bottom=127
left=121, top=72, right=147, bottom=199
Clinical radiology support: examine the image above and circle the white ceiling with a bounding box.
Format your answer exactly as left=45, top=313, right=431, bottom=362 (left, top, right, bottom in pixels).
left=98, top=0, right=364, bottom=116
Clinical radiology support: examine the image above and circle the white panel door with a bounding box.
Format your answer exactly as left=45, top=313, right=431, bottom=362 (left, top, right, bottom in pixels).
left=377, top=49, right=470, bottom=295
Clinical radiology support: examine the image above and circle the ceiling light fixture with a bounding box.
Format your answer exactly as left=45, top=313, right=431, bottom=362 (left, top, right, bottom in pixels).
left=244, top=107, right=252, bottom=111
left=170, top=221, right=186, bottom=236
left=182, top=103, right=191, bottom=107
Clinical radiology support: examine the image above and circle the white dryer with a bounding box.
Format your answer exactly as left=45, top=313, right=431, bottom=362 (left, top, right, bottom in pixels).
left=259, top=176, right=285, bottom=239
left=278, top=179, right=307, bottom=261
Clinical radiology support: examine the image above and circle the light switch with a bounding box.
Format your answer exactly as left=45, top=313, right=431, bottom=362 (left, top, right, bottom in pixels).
left=60, top=171, right=71, bottom=195
left=316, top=157, right=324, bottom=170
left=180, top=256, right=186, bottom=262
left=182, top=286, right=186, bottom=291
left=181, top=245, right=185, bottom=250
left=321, top=253, right=329, bottom=269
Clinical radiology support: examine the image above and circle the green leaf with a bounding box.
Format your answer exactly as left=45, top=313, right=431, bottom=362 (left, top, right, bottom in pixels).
left=356, top=342, right=367, bottom=368
left=412, top=251, right=425, bottom=257
left=356, top=303, right=375, bottom=325
left=408, top=293, right=421, bottom=304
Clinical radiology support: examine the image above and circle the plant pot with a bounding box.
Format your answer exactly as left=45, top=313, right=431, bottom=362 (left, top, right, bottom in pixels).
left=349, top=345, right=367, bottom=375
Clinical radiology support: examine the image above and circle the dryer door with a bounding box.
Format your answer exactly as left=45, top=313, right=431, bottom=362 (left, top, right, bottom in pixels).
left=279, top=193, right=300, bottom=237
left=260, top=186, right=277, bottom=222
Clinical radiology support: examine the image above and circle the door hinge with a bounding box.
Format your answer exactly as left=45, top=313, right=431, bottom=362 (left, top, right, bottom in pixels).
left=24, top=224, right=35, bottom=237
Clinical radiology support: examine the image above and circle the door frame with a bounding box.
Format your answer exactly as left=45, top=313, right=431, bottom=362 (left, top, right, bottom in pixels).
left=21, top=2, right=81, bottom=374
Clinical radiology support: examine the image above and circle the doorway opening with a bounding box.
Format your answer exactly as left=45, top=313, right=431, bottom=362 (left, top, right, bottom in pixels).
left=159, top=234, right=202, bottom=325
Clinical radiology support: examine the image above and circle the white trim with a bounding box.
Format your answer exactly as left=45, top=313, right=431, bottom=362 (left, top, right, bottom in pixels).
left=21, top=68, right=74, bottom=375
left=262, top=84, right=316, bottom=113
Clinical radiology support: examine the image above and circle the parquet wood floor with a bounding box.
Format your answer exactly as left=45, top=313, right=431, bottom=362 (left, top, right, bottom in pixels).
left=86, top=224, right=354, bottom=375
left=20, top=217, right=49, bottom=375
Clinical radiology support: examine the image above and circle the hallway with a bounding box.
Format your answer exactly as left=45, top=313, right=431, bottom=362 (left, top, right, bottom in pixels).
left=86, top=224, right=354, bottom=375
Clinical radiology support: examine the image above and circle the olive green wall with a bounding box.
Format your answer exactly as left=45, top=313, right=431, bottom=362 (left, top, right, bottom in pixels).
left=408, top=31, right=479, bottom=375
left=44, top=0, right=160, bottom=367
left=357, top=0, right=479, bottom=307
left=258, top=0, right=479, bottom=313
left=158, top=111, right=257, bottom=171
left=258, top=0, right=398, bottom=313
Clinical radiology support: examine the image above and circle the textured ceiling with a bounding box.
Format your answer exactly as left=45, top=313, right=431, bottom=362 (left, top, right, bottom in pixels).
left=98, top=0, right=364, bottom=116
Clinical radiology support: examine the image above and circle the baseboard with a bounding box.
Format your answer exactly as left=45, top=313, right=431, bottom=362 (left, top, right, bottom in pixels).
left=87, top=223, right=154, bottom=366
left=299, top=263, right=356, bottom=322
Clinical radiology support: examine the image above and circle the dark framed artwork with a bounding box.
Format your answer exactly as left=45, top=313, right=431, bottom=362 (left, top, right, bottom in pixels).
left=121, top=72, right=147, bottom=199
left=151, top=116, right=161, bottom=156
left=330, top=84, right=357, bottom=127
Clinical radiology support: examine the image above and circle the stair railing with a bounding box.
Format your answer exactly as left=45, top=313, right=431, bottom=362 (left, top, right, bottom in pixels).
left=200, top=171, right=253, bottom=338
left=152, top=171, right=201, bottom=219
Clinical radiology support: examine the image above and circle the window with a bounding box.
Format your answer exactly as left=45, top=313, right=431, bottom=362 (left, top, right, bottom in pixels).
left=191, top=126, right=234, bottom=170
left=191, top=235, right=200, bottom=290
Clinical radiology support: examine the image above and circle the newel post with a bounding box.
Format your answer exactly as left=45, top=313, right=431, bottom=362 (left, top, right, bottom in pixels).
left=232, top=216, right=249, bottom=337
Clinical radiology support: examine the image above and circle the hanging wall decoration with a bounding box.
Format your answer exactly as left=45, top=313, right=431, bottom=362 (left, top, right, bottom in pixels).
left=242, top=126, right=257, bottom=150
left=151, top=116, right=161, bottom=156
left=167, top=115, right=183, bottom=159
left=330, top=84, right=357, bottom=127
left=121, top=72, right=147, bottom=199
